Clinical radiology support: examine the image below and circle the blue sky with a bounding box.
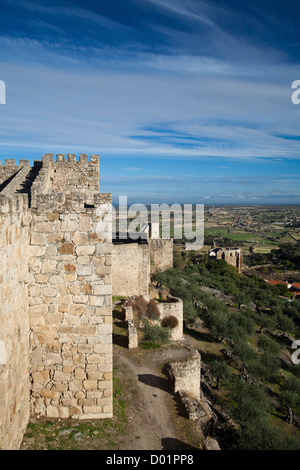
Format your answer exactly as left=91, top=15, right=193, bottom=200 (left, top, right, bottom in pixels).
left=0, top=0, right=300, bottom=204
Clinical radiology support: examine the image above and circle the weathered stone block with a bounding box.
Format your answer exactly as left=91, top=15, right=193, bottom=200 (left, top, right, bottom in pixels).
left=61, top=219, right=77, bottom=232
left=77, top=265, right=92, bottom=276
left=47, top=406, right=59, bottom=418
left=32, top=371, right=49, bottom=386
left=63, top=263, right=76, bottom=273
left=72, top=232, right=88, bottom=245
left=64, top=274, right=77, bottom=282
left=48, top=232, right=64, bottom=243
left=31, top=232, right=47, bottom=246
left=81, top=282, right=92, bottom=294
left=74, top=369, right=86, bottom=380
left=87, top=371, right=103, bottom=380
left=58, top=407, right=70, bottom=418
left=69, top=406, right=83, bottom=416
left=46, top=212, right=60, bottom=221
left=40, top=390, right=61, bottom=400
left=83, top=380, right=97, bottom=391
left=42, top=259, right=57, bottom=273
left=78, top=215, right=91, bottom=232
left=34, top=222, right=55, bottom=233
left=53, top=371, right=69, bottom=382
left=58, top=243, right=74, bottom=255
left=77, top=344, right=93, bottom=354
left=76, top=245, right=95, bottom=256
left=87, top=353, right=102, bottom=364
left=69, top=304, right=84, bottom=316
left=89, top=296, right=104, bottom=307
left=93, top=284, right=112, bottom=295
left=69, top=380, right=83, bottom=392
left=36, top=274, right=49, bottom=284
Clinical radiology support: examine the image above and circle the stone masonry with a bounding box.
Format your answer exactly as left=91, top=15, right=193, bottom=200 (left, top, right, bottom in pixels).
left=112, top=238, right=173, bottom=297
left=0, top=154, right=113, bottom=449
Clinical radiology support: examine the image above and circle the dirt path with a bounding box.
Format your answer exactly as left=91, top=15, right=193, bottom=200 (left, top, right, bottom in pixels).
left=113, top=340, right=203, bottom=451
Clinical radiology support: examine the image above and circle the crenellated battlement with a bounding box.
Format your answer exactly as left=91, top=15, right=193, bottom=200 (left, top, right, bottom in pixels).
left=41, top=153, right=99, bottom=164
left=45, top=153, right=100, bottom=199
left=0, top=153, right=101, bottom=207
left=0, top=153, right=99, bottom=168
left=0, top=159, right=30, bottom=167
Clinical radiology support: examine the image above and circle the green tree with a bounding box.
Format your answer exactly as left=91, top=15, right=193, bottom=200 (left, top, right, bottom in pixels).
left=204, top=306, right=228, bottom=342
left=275, top=313, right=295, bottom=335
left=183, top=300, right=198, bottom=322
left=211, top=359, right=230, bottom=391
left=280, top=377, right=300, bottom=425
left=229, top=378, right=282, bottom=450
left=255, top=312, right=277, bottom=334
left=233, top=290, right=252, bottom=309
left=233, top=340, right=259, bottom=374
left=255, top=335, right=281, bottom=381
left=226, top=312, right=255, bottom=342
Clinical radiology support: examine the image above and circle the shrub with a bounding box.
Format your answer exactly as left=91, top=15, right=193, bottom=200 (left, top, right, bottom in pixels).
left=127, top=295, right=148, bottom=318
left=145, top=299, right=161, bottom=320
left=142, top=319, right=170, bottom=344
left=161, top=315, right=179, bottom=329
left=135, top=296, right=148, bottom=314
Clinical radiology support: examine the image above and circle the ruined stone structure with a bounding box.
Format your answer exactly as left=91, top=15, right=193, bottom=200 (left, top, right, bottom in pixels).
left=167, top=348, right=220, bottom=450
left=208, top=247, right=243, bottom=273
left=0, top=154, right=112, bottom=449
left=168, top=348, right=201, bottom=401
left=121, top=295, right=183, bottom=347
left=156, top=297, right=183, bottom=341
left=112, top=235, right=173, bottom=297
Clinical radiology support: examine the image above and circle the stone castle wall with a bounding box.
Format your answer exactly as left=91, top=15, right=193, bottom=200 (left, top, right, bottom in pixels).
left=149, top=239, right=173, bottom=274
left=112, top=239, right=173, bottom=297
left=0, top=152, right=175, bottom=448
left=29, top=192, right=113, bottom=420
left=0, top=153, right=113, bottom=448
left=112, top=243, right=150, bottom=297
left=0, top=194, right=31, bottom=450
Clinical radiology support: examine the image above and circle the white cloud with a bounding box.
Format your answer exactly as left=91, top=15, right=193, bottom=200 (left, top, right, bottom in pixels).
left=0, top=30, right=299, bottom=163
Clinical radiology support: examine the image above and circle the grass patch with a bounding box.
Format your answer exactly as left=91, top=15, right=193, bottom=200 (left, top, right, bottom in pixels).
left=140, top=341, right=162, bottom=350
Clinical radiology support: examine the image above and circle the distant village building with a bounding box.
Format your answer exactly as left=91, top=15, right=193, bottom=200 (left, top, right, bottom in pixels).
left=208, top=247, right=243, bottom=273
left=266, top=280, right=300, bottom=300
left=267, top=280, right=292, bottom=289
left=290, top=283, right=300, bottom=300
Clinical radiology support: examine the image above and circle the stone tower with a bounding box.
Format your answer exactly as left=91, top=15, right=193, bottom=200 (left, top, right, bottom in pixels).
left=0, top=153, right=113, bottom=449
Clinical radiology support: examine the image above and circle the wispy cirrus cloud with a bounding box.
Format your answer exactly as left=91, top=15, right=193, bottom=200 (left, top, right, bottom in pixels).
left=0, top=0, right=300, bottom=203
